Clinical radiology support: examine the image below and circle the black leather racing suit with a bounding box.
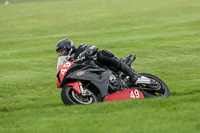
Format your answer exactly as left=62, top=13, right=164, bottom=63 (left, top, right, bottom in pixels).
left=74, top=44, right=138, bottom=83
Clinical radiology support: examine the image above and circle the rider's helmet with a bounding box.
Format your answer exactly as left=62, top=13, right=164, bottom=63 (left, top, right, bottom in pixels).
left=56, top=38, right=76, bottom=56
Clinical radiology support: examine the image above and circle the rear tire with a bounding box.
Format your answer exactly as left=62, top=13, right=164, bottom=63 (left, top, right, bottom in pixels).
left=138, top=73, right=170, bottom=98
left=61, top=86, right=98, bottom=105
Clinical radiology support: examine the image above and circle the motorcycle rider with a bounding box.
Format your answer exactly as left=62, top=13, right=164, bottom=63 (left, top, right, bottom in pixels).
left=56, top=38, right=138, bottom=84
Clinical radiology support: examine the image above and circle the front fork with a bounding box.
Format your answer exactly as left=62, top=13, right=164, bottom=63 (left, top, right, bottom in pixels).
left=66, top=80, right=92, bottom=96
left=78, top=80, right=87, bottom=96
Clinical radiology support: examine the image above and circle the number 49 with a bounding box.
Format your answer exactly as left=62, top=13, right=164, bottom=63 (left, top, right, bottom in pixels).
left=130, top=90, right=140, bottom=99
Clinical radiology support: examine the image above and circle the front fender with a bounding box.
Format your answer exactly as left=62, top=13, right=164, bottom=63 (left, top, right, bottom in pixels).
left=64, top=81, right=81, bottom=95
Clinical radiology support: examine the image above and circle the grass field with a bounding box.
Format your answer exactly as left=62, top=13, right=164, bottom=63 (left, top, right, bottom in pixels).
left=0, top=0, right=200, bottom=132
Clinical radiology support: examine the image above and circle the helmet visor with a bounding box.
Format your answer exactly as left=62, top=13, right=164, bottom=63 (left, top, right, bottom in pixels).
left=57, top=49, right=69, bottom=56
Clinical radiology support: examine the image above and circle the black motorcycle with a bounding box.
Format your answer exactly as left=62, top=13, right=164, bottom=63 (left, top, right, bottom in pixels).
left=56, top=54, right=170, bottom=105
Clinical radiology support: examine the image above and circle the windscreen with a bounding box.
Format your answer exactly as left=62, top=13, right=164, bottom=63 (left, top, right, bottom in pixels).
left=56, top=54, right=75, bottom=69
left=57, top=56, right=68, bottom=69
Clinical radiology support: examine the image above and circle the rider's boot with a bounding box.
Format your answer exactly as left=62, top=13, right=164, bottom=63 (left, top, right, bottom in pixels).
left=117, top=60, right=138, bottom=84
left=120, top=54, right=136, bottom=67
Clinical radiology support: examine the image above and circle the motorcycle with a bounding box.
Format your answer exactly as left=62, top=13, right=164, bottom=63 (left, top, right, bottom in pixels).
left=56, top=54, right=170, bottom=105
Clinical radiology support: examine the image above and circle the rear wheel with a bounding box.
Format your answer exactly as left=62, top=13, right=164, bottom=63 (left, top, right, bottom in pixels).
left=61, top=86, right=98, bottom=105
left=138, top=73, right=170, bottom=98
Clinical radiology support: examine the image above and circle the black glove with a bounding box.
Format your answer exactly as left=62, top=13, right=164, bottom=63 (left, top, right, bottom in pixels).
left=78, top=46, right=99, bottom=60
left=78, top=50, right=88, bottom=60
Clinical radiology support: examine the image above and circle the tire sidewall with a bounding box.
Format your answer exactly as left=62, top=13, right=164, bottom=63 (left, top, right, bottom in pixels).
left=61, top=86, right=98, bottom=105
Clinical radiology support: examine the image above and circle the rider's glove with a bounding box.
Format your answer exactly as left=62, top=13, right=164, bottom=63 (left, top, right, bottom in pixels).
left=78, top=50, right=88, bottom=60
left=78, top=46, right=99, bottom=60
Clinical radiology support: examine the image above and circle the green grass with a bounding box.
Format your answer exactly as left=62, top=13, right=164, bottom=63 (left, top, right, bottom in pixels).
left=0, top=0, right=200, bottom=132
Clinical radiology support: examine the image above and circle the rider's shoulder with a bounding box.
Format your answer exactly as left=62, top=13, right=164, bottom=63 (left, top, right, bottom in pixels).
left=78, top=43, right=90, bottom=49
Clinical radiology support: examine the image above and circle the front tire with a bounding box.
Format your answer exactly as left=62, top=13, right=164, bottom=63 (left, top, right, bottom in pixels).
left=61, top=86, right=98, bottom=105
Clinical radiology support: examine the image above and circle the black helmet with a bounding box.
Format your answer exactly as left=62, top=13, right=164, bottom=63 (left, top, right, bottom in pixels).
left=56, top=38, right=76, bottom=56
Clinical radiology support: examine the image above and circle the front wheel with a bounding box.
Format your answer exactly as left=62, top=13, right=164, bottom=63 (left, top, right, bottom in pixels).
left=137, top=73, right=170, bottom=98
left=61, top=86, right=98, bottom=105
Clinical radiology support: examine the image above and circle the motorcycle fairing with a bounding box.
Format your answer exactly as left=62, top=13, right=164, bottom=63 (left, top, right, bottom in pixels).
left=57, top=60, right=113, bottom=97
left=70, top=70, right=111, bottom=82
left=104, top=88, right=144, bottom=102
left=56, top=78, right=61, bottom=88
left=69, top=69, right=112, bottom=98
left=56, top=61, right=73, bottom=88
